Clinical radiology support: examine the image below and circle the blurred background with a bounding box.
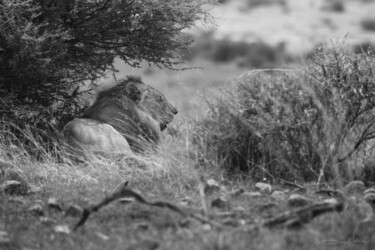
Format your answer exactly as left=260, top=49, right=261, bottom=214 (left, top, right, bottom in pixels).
left=100, top=0, right=375, bottom=116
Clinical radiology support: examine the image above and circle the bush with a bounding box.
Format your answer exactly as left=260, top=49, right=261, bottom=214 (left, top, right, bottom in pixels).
left=245, top=0, right=287, bottom=9
left=0, top=0, right=214, bottom=153
left=0, top=0, right=214, bottom=119
left=218, top=0, right=231, bottom=4
left=321, top=0, right=345, bottom=13
left=193, top=43, right=375, bottom=183
left=361, top=18, right=375, bottom=32
left=186, top=32, right=289, bottom=68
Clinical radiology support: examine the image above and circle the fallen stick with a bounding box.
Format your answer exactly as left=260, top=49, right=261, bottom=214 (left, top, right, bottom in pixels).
left=74, top=181, right=224, bottom=230
left=74, top=181, right=184, bottom=230
left=263, top=198, right=344, bottom=228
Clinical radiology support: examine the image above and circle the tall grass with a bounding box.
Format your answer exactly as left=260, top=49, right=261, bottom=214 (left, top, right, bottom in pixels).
left=0, top=116, right=206, bottom=201
left=192, top=42, right=375, bottom=184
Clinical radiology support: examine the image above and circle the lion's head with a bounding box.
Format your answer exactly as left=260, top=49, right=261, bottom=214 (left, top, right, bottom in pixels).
left=81, top=76, right=178, bottom=152
left=126, top=77, right=178, bottom=131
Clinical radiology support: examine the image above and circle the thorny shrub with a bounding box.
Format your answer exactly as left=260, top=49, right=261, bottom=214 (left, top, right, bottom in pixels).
left=0, top=0, right=214, bottom=156
left=193, top=43, right=375, bottom=183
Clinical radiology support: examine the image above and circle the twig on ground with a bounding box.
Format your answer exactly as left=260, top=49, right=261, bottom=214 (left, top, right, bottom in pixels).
left=73, top=180, right=225, bottom=231
left=74, top=181, right=184, bottom=230
left=263, top=198, right=344, bottom=228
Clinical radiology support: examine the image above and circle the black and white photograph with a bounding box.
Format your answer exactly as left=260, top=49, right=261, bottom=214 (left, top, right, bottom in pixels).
left=1, top=0, right=375, bottom=249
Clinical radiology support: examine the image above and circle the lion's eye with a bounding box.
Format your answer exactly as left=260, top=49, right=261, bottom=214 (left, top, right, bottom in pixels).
left=158, top=96, right=164, bottom=102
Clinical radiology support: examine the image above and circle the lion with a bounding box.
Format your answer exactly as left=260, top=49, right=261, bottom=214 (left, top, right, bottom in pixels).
left=63, top=76, right=178, bottom=156
left=63, top=118, right=133, bottom=158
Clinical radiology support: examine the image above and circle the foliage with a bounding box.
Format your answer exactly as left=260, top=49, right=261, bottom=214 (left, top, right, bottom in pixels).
left=360, top=18, right=375, bottom=32
left=193, top=43, right=375, bottom=183
left=0, top=0, right=214, bottom=154
left=186, top=32, right=289, bottom=68
left=322, top=0, right=345, bottom=13
left=217, top=0, right=230, bottom=4
left=0, top=0, right=214, bottom=128
left=245, top=0, right=287, bottom=9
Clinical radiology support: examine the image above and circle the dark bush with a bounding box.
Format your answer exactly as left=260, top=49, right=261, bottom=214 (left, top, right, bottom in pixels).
left=361, top=18, right=375, bottom=32
left=245, top=0, right=287, bottom=9
left=193, top=44, right=375, bottom=183
left=186, top=32, right=288, bottom=68
left=218, top=0, right=231, bottom=4
left=321, top=0, right=345, bottom=13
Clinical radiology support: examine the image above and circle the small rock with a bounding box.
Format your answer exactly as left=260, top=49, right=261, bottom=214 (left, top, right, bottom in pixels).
left=322, top=198, right=340, bottom=206
left=239, top=219, right=246, bottom=225
left=288, top=194, right=310, bottom=207
left=29, top=203, right=44, bottom=216
left=2, top=180, right=28, bottom=195
left=255, top=182, right=272, bottom=194
left=54, top=225, right=71, bottom=234
left=211, top=197, right=229, bottom=209
left=240, top=191, right=262, bottom=198
left=0, top=231, right=10, bottom=244
left=271, top=191, right=286, bottom=201
left=345, top=181, right=365, bottom=194
left=65, top=204, right=83, bottom=218
left=202, top=224, right=211, bottom=231
left=48, top=198, right=63, bottom=211
left=204, top=179, right=221, bottom=195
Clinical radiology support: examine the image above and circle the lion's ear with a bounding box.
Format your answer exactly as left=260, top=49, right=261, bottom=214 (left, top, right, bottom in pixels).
left=126, top=82, right=141, bottom=101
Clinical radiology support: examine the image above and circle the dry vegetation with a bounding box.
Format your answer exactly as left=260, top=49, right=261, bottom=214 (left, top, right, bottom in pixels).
left=3, top=1, right=375, bottom=250
left=2, top=42, right=375, bottom=250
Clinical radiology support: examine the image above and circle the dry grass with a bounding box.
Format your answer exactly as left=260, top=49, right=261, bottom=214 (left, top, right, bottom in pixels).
left=1, top=97, right=375, bottom=249
left=2, top=34, right=375, bottom=250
